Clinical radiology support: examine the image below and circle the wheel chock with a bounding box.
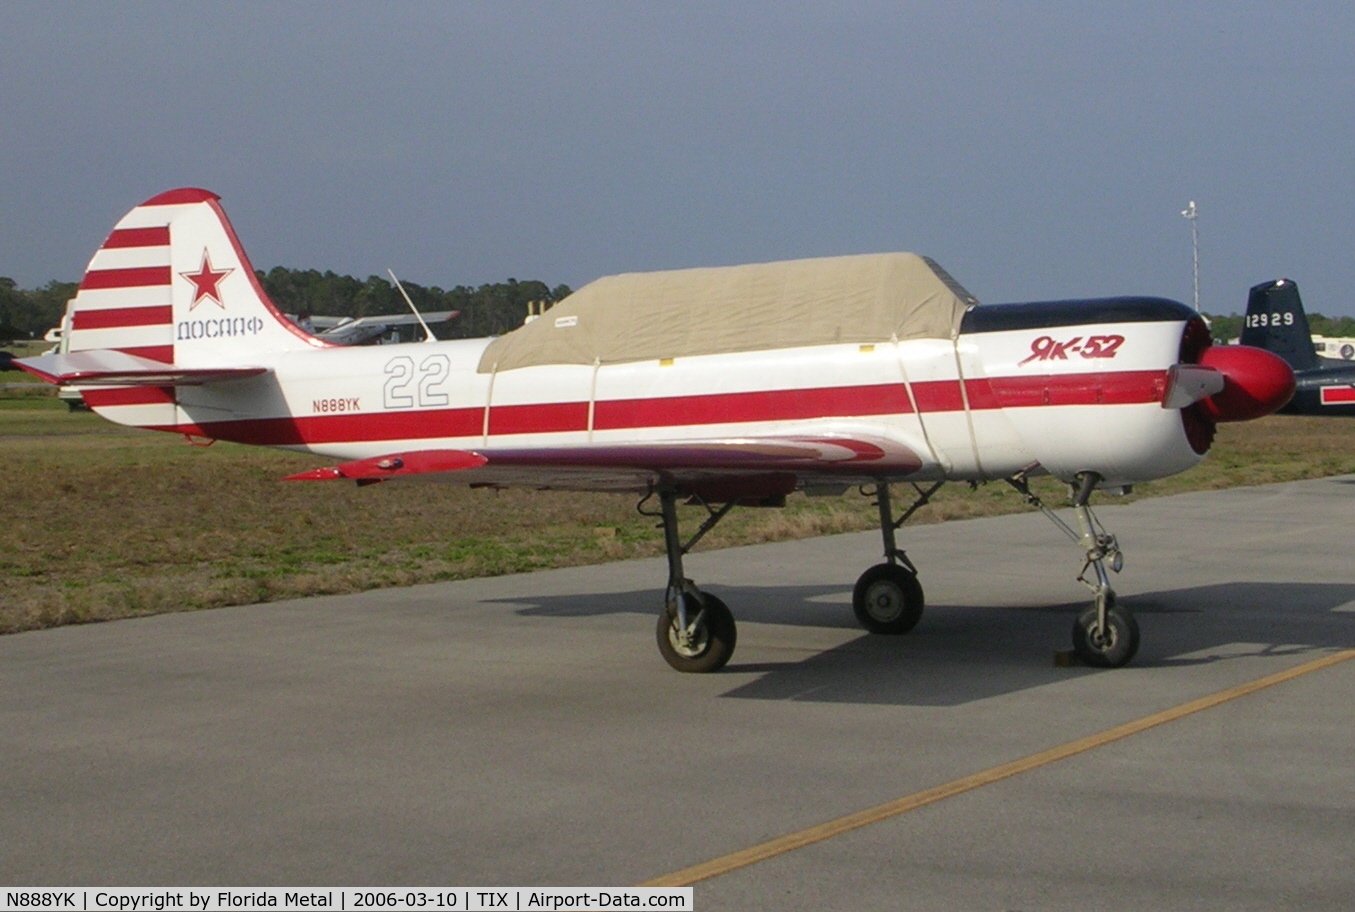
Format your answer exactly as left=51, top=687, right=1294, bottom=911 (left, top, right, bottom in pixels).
left=1054, top=649, right=1082, bottom=667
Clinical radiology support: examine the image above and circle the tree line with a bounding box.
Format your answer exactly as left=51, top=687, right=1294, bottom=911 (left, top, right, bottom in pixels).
left=5, top=269, right=1355, bottom=345
left=0, top=278, right=77, bottom=341
left=0, top=270, right=573, bottom=342
left=255, top=268, right=572, bottom=340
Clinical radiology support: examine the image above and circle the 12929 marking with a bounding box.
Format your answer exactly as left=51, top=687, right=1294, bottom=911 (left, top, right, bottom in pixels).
left=1245, top=311, right=1295, bottom=328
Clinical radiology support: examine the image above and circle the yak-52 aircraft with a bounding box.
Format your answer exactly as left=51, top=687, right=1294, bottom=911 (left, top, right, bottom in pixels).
left=16, top=189, right=1296, bottom=671
left=1240, top=278, right=1355, bottom=416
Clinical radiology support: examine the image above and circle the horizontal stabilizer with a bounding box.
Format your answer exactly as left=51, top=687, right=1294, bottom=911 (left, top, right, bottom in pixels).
left=15, top=350, right=267, bottom=387
left=285, top=449, right=490, bottom=481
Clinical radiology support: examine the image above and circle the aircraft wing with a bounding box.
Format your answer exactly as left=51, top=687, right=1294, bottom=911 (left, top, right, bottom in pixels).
left=286, top=434, right=925, bottom=495
left=312, top=322, right=388, bottom=346
left=14, top=351, right=268, bottom=387
left=308, top=311, right=458, bottom=330
left=311, top=311, right=460, bottom=345
left=357, top=310, right=457, bottom=327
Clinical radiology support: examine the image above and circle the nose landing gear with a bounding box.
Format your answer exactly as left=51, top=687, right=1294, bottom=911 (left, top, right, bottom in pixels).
left=1008, top=471, right=1140, bottom=668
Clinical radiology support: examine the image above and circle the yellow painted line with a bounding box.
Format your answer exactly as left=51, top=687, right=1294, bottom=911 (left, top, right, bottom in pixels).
left=640, top=648, right=1355, bottom=888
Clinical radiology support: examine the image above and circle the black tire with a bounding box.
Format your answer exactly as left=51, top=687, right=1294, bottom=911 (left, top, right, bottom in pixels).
left=656, top=592, right=737, bottom=673
left=1071, top=603, right=1140, bottom=668
left=852, top=563, right=925, bottom=634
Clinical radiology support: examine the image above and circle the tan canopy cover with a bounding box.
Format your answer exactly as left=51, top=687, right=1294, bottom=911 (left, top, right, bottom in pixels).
left=477, top=252, right=978, bottom=373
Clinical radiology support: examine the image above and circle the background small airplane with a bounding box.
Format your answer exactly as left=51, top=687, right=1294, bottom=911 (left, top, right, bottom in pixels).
left=15, top=189, right=1295, bottom=672
left=1240, top=279, right=1355, bottom=416
left=297, top=310, right=459, bottom=346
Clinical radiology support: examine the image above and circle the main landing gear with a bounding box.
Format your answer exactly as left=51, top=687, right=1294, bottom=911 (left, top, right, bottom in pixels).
left=644, top=480, right=943, bottom=673
left=1007, top=471, right=1140, bottom=668
left=851, top=481, right=942, bottom=636
left=643, top=472, right=1138, bottom=673
left=646, top=487, right=739, bottom=673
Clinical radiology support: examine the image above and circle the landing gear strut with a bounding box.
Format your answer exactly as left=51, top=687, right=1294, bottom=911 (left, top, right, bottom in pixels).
left=1007, top=471, right=1140, bottom=668
left=851, top=481, right=941, bottom=635
left=646, top=487, right=738, bottom=673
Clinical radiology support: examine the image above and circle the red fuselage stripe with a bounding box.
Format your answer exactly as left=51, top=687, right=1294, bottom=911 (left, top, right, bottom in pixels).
left=131, top=370, right=1169, bottom=447
left=1320, top=386, right=1355, bottom=404
left=593, top=383, right=916, bottom=429
left=491, top=401, right=590, bottom=435
left=72, top=306, right=173, bottom=330
left=162, top=408, right=485, bottom=447
left=974, top=372, right=1167, bottom=408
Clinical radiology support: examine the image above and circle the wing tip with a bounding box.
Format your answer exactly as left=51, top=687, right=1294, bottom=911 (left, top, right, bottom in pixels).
left=285, top=450, right=489, bottom=482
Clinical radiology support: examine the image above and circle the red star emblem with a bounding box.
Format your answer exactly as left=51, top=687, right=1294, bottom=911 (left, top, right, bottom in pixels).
left=180, top=251, right=233, bottom=309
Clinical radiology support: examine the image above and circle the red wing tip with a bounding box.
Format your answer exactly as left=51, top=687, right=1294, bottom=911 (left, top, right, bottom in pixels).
left=141, top=188, right=220, bottom=207
left=285, top=450, right=488, bottom=482
left=284, top=467, right=346, bottom=482
left=14, top=362, right=60, bottom=385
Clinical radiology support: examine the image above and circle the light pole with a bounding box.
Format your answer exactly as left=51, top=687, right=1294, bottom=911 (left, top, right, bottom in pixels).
left=1181, top=200, right=1199, bottom=312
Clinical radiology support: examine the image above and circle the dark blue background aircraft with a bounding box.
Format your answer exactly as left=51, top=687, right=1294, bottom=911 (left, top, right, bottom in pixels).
left=1240, top=279, right=1355, bottom=417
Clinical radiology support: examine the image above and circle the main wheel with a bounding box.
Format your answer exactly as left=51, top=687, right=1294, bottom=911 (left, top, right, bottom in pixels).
left=1071, top=602, right=1140, bottom=668
left=656, top=592, right=737, bottom=673
left=852, top=563, right=925, bottom=634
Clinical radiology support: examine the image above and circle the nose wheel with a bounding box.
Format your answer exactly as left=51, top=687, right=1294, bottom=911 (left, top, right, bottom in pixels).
left=1072, top=595, right=1140, bottom=668
left=1009, top=471, right=1140, bottom=669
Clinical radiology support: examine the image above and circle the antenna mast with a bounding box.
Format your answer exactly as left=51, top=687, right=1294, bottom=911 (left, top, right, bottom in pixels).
left=1181, top=200, right=1199, bottom=312
left=387, top=269, right=437, bottom=343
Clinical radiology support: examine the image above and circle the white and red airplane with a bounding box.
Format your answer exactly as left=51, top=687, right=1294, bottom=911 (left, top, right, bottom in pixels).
left=16, top=189, right=1295, bottom=671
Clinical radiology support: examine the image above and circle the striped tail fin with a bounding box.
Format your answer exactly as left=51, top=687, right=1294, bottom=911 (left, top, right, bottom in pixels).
left=67, top=188, right=319, bottom=364
left=16, top=188, right=324, bottom=427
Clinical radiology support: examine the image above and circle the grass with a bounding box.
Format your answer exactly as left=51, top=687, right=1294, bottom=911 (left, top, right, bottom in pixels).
left=2, top=390, right=1353, bottom=634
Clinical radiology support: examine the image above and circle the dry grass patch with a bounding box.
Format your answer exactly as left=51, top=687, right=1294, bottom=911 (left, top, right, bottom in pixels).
left=3, top=398, right=1353, bottom=634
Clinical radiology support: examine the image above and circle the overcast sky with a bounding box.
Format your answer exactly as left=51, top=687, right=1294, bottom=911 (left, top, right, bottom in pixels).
left=4, top=1, right=1353, bottom=315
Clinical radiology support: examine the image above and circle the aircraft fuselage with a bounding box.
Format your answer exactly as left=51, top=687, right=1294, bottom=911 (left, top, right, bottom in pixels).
left=84, top=297, right=1209, bottom=491
left=18, top=188, right=1297, bottom=671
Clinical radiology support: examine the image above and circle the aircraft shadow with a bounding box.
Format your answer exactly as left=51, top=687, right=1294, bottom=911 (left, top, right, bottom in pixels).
left=498, top=580, right=1355, bottom=707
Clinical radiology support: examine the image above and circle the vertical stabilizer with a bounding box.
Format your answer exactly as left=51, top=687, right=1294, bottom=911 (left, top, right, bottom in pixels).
left=66, top=188, right=322, bottom=367
left=1239, top=279, right=1318, bottom=371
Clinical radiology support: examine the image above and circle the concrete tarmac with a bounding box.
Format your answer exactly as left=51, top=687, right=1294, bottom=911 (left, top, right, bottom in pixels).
left=2, top=476, right=1353, bottom=910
